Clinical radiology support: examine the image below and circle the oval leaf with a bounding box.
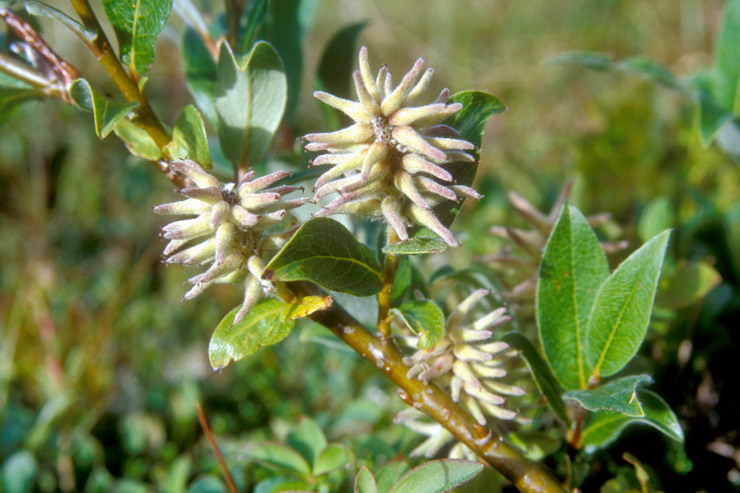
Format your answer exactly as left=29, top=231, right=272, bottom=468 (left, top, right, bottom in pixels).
left=215, top=41, right=286, bottom=169
left=586, top=230, right=671, bottom=378
left=389, top=459, right=483, bottom=493
left=354, top=467, right=378, bottom=493
left=208, top=299, right=295, bottom=369
left=102, top=0, right=172, bottom=75
left=165, top=105, right=212, bottom=167
left=564, top=374, right=653, bottom=417
left=69, top=79, right=138, bottom=138
left=656, top=260, right=722, bottom=309
left=391, top=300, right=445, bottom=350
left=264, top=218, right=383, bottom=296
left=581, top=390, right=684, bottom=450
left=502, top=332, right=569, bottom=425
left=286, top=418, right=327, bottom=468
left=241, top=442, right=311, bottom=477
left=313, top=444, right=351, bottom=476
left=537, top=204, right=610, bottom=390
left=114, top=119, right=162, bottom=160
left=182, top=27, right=218, bottom=127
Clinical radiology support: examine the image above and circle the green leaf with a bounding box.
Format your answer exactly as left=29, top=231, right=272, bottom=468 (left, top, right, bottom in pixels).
left=391, top=258, right=412, bottom=306
left=208, top=299, right=295, bottom=369
left=165, top=105, right=212, bottom=167
left=282, top=295, right=333, bottom=320
left=391, top=300, right=445, bottom=350
left=502, top=333, right=569, bottom=425
left=537, top=204, right=610, bottom=390
left=313, top=444, right=351, bottom=476
left=436, top=90, right=505, bottom=227
left=68, top=79, right=138, bottom=138
left=586, top=231, right=671, bottom=378
left=215, top=41, right=286, bottom=169
left=286, top=418, right=327, bottom=469
left=564, top=374, right=653, bottom=417
left=102, top=0, right=172, bottom=75
left=20, top=0, right=96, bottom=41
left=114, top=119, right=162, bottom=160
left=264, top=217, right=383, bottom=296
left=375, top=460, right=409, bottom=493
left=616, top=56, right=683, bottom=91
left=713, top=0, right=740, bottom=112
left=656, top=261, right=722, bottom=309
left=389, top=459, right=484, bottom=493
left=581, top=390, right=684, bottom=450
left=354, top=467, right=378, bottom=493
left=241, top=442, right=311, bottom=477
left=316, top=22, right=367, bottom=129
left=1, top=451, right=37, bottom=493
left=237, top=0, right=269, bottom=55
left=694, top=72, right=735, bottom=145
left=261, top=0, right=319, bottom=121
left=0, top=87, right=40, bottom=124
left=182, top=27, right=218, bottom=127
left=638, top=196, right=674, bottom=243
left=383, top=236, right=448, bottom=255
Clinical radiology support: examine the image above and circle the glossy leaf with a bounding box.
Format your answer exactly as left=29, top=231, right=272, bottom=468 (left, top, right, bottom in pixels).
left=264, top=218, right=383, bottom=296
left=391, top=258, right=412, bottom=306
left=392, top=300, right=445, bottom=350
left=165, top=105, right=212, bottom=167
left=389, top=459, right=484, bottom=493
left=586, top=231, right=670, bottom=378
left=502, top=332, right=569, bottom=424
left=215, top=41, right=286, bottom=169
left=241, top=442, right=311, bottom=477
left=208, top=299, right=294, bottom=369
left=313, top=444, right=351, bottom=476
left=114, top=119, right=162, bottom=160
left=316, top=22, right=367, bottom=129
left=69, top=79, right=137, bottom=138
left=537, top=204, right=610, bottom=390
left=656, top=261, right=722, bottom=309
left=102, top=0, right=172, bottom=74
left=564, top=374, right=653, bottom=417
left=283, top=295, right=333, bottom=320
left=182, top=27, right=218, bottom=127
left=286, top=418, right=326, bottom=469
left=581, top=390, right=684, bottom=450
left=354, top=467, right=378, bottom=493
left=436, top=90, right=505, bottom=227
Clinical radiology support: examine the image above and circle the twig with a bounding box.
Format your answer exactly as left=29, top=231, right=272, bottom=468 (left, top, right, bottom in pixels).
left=195, top=402, right=239, bottom=493
left=68, top=0, right=170, bottom=149
left=293, top=282, right=565, bottom=493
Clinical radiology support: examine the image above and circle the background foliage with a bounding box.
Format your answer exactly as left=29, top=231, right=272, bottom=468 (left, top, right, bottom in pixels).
left=1, top=0, right=737, bottom=491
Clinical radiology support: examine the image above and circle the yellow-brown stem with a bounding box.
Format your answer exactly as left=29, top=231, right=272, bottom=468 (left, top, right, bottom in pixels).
left=290, top=282, right=564, bottom=493
left=68, top=0, right=171, bottom=150
left=377, top=227, right=401, bottom=339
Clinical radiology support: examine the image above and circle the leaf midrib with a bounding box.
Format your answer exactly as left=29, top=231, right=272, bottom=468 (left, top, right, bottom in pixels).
left=275, top=253, right=382, bottom=279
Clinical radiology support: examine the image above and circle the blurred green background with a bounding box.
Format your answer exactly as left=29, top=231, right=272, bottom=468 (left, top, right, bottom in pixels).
left=1, top=0, right=737, bottom=491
